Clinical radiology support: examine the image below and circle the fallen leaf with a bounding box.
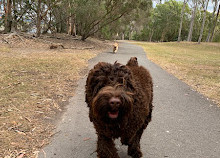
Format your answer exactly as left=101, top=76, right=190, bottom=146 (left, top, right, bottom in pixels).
left=15, top=130, right=26, bottom=135
left=17, top=153, right=25, bottom=158
left=83, top=137, right=91, bottom=141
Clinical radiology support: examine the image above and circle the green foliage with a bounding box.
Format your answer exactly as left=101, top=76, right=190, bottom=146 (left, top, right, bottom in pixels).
left=133, top=0, right=220, bottom=42
left=0, top=0, right=219, bottom=42
left=213, top=26, right=220, bottom=42
left=134, top=0, right=189, bottom=41
left=75, top=0, right=152, bottom=40
left=133, top=27, right=150, bottom=41
left=95, top=0, right=152, bottom=40
left=99, top=25, right=112, bottom=40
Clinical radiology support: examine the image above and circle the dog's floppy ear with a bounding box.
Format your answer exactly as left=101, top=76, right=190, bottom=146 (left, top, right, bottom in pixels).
left=126, top=57, right=138, bottom=67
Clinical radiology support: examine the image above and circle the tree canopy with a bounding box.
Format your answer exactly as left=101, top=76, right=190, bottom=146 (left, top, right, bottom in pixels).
left=134, top=0, right=220, bottom=42
left=0, top=0, right=219, bottom=42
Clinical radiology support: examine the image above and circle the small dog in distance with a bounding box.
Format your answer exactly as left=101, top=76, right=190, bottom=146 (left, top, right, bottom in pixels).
left=113, top=42, right=119, bottom=53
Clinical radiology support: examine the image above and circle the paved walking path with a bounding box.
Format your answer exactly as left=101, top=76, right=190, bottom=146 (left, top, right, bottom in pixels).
left=39, top=42, right=220, bottom=158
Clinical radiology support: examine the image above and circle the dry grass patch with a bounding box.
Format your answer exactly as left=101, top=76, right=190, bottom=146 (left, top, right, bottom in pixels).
left=0, top=34, right=111, bottom=158
left=134, top=42, right=220, bottom=106
left=0, top=50, right=95, bottom=157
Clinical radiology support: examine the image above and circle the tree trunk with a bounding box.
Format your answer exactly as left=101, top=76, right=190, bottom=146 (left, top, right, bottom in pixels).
left=149, top=29, right=154, bottom=42
left=198, top=0, right=209, bottom=44
left=68, top=15, right=76, bottom=36
left=11, top=0, right=17, bottom=32
left=4, top=0, right=12, bottom=33
left=210, top=4, right=220, bottom=42
left=68, top=2, right=76, bottom=36
left=187, top=0, right=198, bottom=42
left=36, top=0, right=42, bottom=37
left=122, top=33, right=125, bottom=40
left=178, top=0, right=187, bottom=42
left=81, top=34, right=87, bottom=41
left=206, top=0, right=218, bottom=42
left=42, top=10, right=52, bottom=34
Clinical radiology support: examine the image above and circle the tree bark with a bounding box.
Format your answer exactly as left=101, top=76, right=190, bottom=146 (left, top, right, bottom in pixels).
left=198, top=0, right=209, bottom=44
left=4, top=0, right=12, bottom=33
left=206, top=0, right=218, bottom=42
left=187, top=0, right=198, bottom=42
left=210, top=3, right=220, bottom=42
left=68, top=2, right=76, bottom=36
left=36, top=0, right=42, bottom=37
left=68, top=15, right=76, bottom=36
left=11, top=0, right=17, bottom=32
left=149, top=29, right=154, bottom=42
left=178, top=0, right=187, bottom=42
left=122, top=33, right=125, bottom=40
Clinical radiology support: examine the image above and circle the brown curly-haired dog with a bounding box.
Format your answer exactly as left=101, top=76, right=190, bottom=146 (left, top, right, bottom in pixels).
left=85, top=57, right=153, bottom=158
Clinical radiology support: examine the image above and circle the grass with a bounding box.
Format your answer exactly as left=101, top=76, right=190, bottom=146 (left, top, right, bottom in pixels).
left=0, top=47, right=97, bottom=157
left=134, top=42, right=220, bottom=106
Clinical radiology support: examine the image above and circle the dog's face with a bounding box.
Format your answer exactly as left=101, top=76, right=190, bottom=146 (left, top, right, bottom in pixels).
left=86, top=62, right=136, bottom=123
left=92, top=84, right=133, bottom=123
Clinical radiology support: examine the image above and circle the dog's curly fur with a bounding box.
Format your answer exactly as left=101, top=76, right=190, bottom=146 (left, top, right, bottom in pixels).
left=85, top=57, right=153, bottom=158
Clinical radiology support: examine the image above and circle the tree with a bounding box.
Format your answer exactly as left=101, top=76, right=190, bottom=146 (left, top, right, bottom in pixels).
left=66, top=0, right=76, bottom=36
left=210, top=3, right=220, bottom=41
left=1, top=0, right=218, bottom=42
left=36, top=0, right=41, bottom=37
left=4, top=0, right=12, bottom=33
left=187, top=0, right=198, bottom=42
left=11, top=0, right=17, bottom=31
left=76, top=0, right=152, bottom=41
left=198, top=0, right=209, bottom=44
left=50, top=1, right=68, bottom=33
left=206, top=0, right=218, bottom=42
left=178, top=0, right=188, bottom=42
left=36, top=0, right=61, bottom=37
left=146, top=0, right=184, bottom=42
left=114, top=0, right=152, bottom=40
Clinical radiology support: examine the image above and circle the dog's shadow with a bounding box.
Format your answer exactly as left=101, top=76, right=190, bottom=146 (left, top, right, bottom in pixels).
left=107, top=51, right=117, bottom=54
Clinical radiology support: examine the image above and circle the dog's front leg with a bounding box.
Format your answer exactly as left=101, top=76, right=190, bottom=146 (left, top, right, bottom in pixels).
left=127, top=127, right=145, bottom=158
left=97, top=135, right=119, bottom=158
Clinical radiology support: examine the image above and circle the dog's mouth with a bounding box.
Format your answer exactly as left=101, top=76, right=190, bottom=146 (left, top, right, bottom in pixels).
left=108, top=111, right=119, bottom=119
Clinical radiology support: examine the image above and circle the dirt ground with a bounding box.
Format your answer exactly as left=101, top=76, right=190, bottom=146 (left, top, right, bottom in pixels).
left=0, top=33, right=112, bottom=158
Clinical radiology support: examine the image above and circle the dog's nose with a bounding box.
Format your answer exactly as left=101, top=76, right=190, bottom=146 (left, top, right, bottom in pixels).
left=109, top=97, right=121, bottom=107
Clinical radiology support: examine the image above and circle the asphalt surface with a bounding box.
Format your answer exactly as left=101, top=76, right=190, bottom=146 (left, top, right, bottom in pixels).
left=39, top=42, right=220, bottom=158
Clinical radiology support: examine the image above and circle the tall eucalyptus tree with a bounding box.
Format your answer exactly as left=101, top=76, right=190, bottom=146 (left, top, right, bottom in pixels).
left=178, top=0, right=188, bottom=42
left=206, top=0, right=219, bottom=42
left=198, top=0, right=209, bottom=43
left=187, top=0, right=198, bottom=41
left=210, top=3, right=220, bottom=41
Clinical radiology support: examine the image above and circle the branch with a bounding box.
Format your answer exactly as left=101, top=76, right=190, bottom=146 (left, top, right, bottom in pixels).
left=16, top=3, right=31, bottom=22
left=84, top=10, right=129, bottom=40
left=84, top=2, right=135, bottom=38
left=84, top=1, right=119, bottom=35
